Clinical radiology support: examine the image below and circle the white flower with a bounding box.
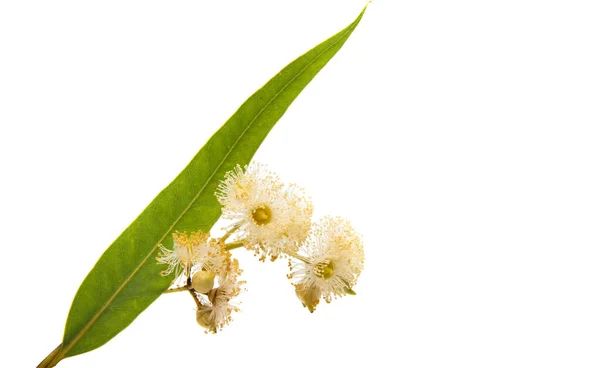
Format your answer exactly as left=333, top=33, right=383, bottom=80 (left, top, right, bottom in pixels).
left=196, top=256, right=245, bottom=333
left=216, top=163, right=275, bottom=211
left=283, top=184, right=313, bottom=244
left=156, top=231, right=222, bottom=279
left=290, top=216, right=364, bottom=311
left=216, top=163, right=313, bottom=261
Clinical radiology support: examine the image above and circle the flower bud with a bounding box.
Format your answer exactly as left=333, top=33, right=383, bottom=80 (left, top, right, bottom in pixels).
left=295, top=284, right=321, bottom=313
left=196, top=308, right=216, bottom=333
left=192, top=270, right=215, bottom=293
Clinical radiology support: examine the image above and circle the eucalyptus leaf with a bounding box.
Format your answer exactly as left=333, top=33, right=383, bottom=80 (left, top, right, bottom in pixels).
left=40, top=6, right=367, bottom=367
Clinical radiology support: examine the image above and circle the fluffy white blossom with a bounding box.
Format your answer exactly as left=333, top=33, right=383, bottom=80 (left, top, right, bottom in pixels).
left=156, top=231, right=223, bottom=279
left=290, top=216, right=364, bottom=312
left=216, top=163, right=313, bottom=261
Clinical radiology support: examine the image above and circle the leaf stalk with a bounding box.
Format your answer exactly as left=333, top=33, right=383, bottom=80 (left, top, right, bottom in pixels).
left=37, top=344, right=62, bottom=368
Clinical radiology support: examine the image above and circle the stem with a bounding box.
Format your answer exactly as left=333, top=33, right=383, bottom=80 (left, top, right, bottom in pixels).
left=225, top=242, right=244, bottom=251
left=221, top=224, right=240, bottom=243
left=37, top=344, right=62, bottom=368
left=163, top=286, right=188, bottom=294
left=186, top=262, right=192, bottom=284
left=163, top=281, right=203, bottom=308
left=188, top=289, right=203, bottom=309
left=287, top=252, right=310, bottom=263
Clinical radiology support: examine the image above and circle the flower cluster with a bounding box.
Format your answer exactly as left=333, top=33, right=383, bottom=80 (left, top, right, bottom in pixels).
left=195, top=255, right=245, bottom=333
left=157, top=232, right=244, bottom=333
left=157, top=162, right=364, bottom=332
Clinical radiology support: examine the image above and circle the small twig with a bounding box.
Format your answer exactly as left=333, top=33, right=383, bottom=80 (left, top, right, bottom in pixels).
left=37, top=344, right=62, bottom=368
left=287, top=252, right=310, bottom=263
left=221, top=224, right=241, bottom=243
left=225, top=242, right=244, bottom=251
left=188, top=289, right=203, bottom=309
left=163, top=286, right=188, bottom=294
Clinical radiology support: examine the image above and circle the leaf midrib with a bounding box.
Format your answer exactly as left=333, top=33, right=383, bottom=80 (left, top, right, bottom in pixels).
left=57, top=20, right=358, bottom=362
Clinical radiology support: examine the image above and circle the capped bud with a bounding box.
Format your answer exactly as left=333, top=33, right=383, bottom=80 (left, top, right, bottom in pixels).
left=196, top=308, right=216, bottom=333
left=192, top=270, right=215, bottom=293
left=295, top=284, right=321, bottom=313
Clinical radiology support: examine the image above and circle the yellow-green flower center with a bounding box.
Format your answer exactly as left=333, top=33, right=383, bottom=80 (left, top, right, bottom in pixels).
left=315, top=259, right=334, bottom=279
left=252, top=205, right=272, bottom=225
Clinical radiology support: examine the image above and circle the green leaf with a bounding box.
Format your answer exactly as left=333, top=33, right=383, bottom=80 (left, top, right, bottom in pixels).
left=43, top=6, right=367, bottom=367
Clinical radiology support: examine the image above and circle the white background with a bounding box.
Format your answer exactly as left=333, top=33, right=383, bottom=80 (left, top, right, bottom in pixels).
left=1, top=0, right=600, bottom=367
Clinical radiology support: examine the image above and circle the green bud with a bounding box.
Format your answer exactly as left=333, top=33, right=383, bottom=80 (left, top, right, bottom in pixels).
left=295, top=284, right=321, bottom=313
left=192, top=270, right=215, bottom=294
left=196, top=308, right=216, bottom=333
